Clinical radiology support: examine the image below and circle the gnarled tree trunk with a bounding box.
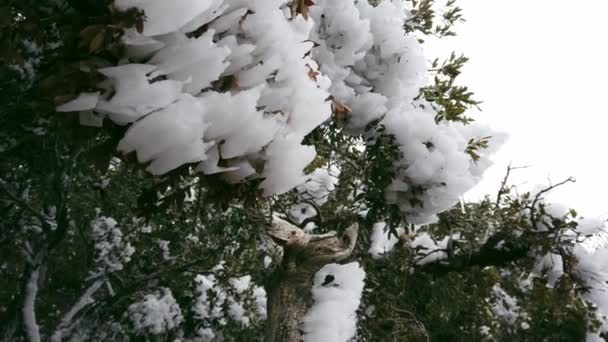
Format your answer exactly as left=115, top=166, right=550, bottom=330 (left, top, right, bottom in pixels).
left=265, top=219, right=359, bottom=342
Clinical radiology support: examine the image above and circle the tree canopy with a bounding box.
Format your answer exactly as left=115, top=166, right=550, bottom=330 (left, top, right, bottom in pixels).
left=1, top=0, right=607, bottom=341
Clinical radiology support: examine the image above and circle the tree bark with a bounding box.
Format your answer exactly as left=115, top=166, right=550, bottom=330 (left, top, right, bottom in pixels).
left=265, top=219, right=358, bottom=342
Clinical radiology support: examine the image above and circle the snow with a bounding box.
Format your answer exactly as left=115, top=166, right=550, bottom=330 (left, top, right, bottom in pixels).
left=573, top=236, right=608, bottom=338
left=117, top=94, right=209, bottom=174
left=368, top=222, right=405, bottom=258
left=121, top=28, right=165, bottom=59
left=63, top=0, right=498, bottom=221
left=23, top=267, right=41, bottom=342
left=196, top=327, right=216, bottom=342
left=51, top=280, right=104, bottom=342
left=157, top=240, right=172, bottom=261
left=42, top=1, right=608, bottom=337
left=532, top=252, right=564, bottom=288
left=114, top=0, right=214, bottom=36
left=252, top=286, right=268, bottom=319
left=302, top=262, right=366, bottom=342
left=56, top=92, right=99, bottom=112
left=264, top=256, right=272, bottom=268
left=411, top=232, right=450, bottom=265
left=296, top=166, right=340, bottom=205
left=193, top=270, right=267, bottom=333
left=260, top=134, right=317, bottom=196
left=310, top=0, right=501, bottom=223
left=148, top=30, right=230, bottom=94
left=228, top=299, right=249, bottom=326
left=229, top=275, right=251, bottom=294
left=128, top=288, right=184, bottom=334
left=192, top=274, right=221, bottom=321
left=490, top=284, right=524, bottom=326
left=96, top=64, right=183, bottom=122
left=90, top=217, right=135, bottom=277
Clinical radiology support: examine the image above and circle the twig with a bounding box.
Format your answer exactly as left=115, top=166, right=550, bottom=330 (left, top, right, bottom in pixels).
left=529, top=177, right=576, bottom=230
left=301, top=199, right=323, bottom=224
left=495, top=164, right=529, bottom=207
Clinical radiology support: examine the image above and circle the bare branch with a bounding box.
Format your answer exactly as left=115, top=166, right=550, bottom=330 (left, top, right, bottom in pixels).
left=529, top=177, right=576, bottom=230
left=495, top=164, right=529, bottom=207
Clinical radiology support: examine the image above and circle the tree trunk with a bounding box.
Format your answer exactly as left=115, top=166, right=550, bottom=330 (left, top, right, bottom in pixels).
left=264, top=219, right=358, bottom=342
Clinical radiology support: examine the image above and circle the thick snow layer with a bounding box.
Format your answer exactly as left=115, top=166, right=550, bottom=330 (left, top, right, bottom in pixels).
left=63, top=0, right=498, bottom=221
left=114, top=0, right=214, bottom=36
left=302, top=262, right=366, bottom=342
left=310, top=0, right=501, bottom=223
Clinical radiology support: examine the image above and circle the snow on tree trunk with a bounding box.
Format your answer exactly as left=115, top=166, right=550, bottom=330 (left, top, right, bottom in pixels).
left=265, top=218, right=358, bottom=342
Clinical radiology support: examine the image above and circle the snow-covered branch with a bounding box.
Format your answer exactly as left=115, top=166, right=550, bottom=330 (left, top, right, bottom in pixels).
left=22, top=266, right=41, bottom=342
left=50, top=279, right=104, bottom=342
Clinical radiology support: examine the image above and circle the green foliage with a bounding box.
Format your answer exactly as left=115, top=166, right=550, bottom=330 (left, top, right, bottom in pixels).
left=0, top=1, right=594, bottom=341
left=358, top=177, right=599, bottom=341
left=465, top=136, right=491, bottom=162
left=418, top=52, right=481, bottom=124
left=404, top=0, right=464, bottom=40
left=361, top=122, right=405, bottom=232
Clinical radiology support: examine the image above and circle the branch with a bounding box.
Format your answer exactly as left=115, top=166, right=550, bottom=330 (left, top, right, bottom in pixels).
left=529, top=177, right=576, bottom=230
left=266, top=217, right=311, bottom=249
left=414, top=232, right=529, bottom=276
left=267, top=217, right=359, bottom=264
left=22, top=266, right=41, bottom=342
left=0, top=178, right=52, bottom=231
left=300, top=199, right=323, bottom=227
left=50, top=279, right=104, bottom=342
left=308, top=222, right=358, bottom=264
left=495, top=164, right=529, bottom=207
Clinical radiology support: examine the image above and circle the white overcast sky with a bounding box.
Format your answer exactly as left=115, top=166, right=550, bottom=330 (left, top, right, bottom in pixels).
left=426, top=0, right=608, bottom=218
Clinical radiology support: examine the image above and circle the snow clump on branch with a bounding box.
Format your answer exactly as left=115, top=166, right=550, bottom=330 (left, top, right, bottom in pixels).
left=58, top=0, right=499, bottom=223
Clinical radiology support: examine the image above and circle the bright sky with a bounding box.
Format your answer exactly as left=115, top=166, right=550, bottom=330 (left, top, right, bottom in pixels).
left=426, top=0, right=608, bottom=218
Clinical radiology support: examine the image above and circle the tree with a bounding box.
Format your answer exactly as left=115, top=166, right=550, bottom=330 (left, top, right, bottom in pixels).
left=1, top=0, right=607, bottom=341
